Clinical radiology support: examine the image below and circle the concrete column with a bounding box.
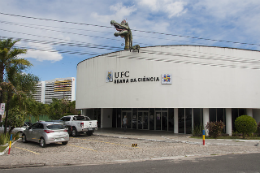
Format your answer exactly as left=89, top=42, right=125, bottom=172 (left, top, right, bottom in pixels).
left=174, top=108, right=178, bottom=134
left=82, top=109, right=87, bottom=116
left=247, top=108, right=253, bottom=117
left=226, top=108, right=232, bottom=136
left=203, top=108, right=209, bottom=136
left=101, top=108, right=112, bottom=128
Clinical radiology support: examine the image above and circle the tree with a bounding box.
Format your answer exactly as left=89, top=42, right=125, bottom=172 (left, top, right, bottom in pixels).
left=0, top=38, right=38, bottom=134
left=235, top=115, right=257, bottom=138
left=47, top=98, right=79, bottom=120
left=0, top=38, right=28, bottom=102
left=4, top=105, right=26, bottom=134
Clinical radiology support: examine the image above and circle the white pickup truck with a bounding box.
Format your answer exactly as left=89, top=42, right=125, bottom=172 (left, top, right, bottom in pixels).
left=58, top=115, right=98, bottom=137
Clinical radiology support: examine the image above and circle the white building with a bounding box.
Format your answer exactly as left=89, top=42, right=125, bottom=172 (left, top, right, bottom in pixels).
left=76, top=45, right=260, bottom=135
left=33, top=77, right=76, bottom=104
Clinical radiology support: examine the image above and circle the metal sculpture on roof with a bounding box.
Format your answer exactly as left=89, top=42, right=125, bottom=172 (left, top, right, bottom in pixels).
left=110, top=20, right=140, bottom=52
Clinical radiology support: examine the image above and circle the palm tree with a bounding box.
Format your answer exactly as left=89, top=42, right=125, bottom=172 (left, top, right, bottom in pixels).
left=0, top=38, right=30, bottom=102
left=0, top=38, right=33, bottom=134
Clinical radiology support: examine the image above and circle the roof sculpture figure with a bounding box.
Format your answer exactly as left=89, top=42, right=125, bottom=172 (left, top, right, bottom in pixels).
left=110, top=20, right=140, bottom=52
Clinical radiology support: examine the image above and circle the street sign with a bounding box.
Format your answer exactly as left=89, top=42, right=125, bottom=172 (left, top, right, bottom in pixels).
left=0, top=103, right=5, bottom=115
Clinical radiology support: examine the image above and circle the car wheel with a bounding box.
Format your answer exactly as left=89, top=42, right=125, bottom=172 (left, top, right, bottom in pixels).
left=71, top=128, right=78, bottom=137
left=62, top=141, right=68, bottom=145
left=39, top=138, right=46, bottom=148
left=22, top=134, right=27, bottom=143
left=86, top=131, right=93, bottom=136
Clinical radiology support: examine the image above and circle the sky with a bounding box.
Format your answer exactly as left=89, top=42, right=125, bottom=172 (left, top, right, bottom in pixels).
left=0, top=0, right=260, bottom=82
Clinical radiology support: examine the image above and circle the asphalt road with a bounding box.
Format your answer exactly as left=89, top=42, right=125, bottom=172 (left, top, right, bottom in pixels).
left=1, top=153, right=260, bottom=173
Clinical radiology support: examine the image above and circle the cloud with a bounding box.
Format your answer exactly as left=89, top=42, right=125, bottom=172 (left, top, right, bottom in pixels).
left=19, top=42, right=63, bottom=62
left=91, top=3, right=136, bottom=23
left=137, top=0, right=187, bottom=18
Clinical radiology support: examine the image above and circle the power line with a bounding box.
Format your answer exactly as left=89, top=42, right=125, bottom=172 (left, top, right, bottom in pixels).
left=0, top=20, right=202, bottom=46
left=0, top=11, right=259, bottom=47
left=0, top=20, right=112, bottom=34
left=0, top=35, right=122, bottom=51
left=2, top=35, right=260, bottom=67
left=10, top=41, right=260, bottom=70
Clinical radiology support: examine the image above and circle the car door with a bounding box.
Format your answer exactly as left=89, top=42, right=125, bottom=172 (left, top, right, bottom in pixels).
left=34, top=123, right=44, bottom=142
left=26, top=123, right=38, bottom=141
left=30, top=123, right=40, bottom=142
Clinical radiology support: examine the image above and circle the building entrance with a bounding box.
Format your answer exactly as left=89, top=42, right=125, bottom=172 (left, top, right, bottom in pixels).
left=122, top=111, right=131, bottom=128
left=155, top=111, right=167, bottom=130
left=137, top=111, right=148, bottom=130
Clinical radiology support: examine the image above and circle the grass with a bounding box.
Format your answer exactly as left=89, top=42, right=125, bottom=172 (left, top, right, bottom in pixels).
left=0, top=145, right=7, bottom=152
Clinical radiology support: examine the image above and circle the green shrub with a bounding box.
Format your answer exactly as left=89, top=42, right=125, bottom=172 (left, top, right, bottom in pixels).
left=235, top=115, right=257, bottom=139
left=257, top=122, right=260, bottom=136
left=206, top=121, right=225, bottom=138
left=192, top=124, right=204, bottom=136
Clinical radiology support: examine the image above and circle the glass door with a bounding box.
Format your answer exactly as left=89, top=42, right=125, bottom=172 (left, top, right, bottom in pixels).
left=186, top=108, right=192, bottom=134
left=137, top=112, right=149, bottom=130
left=143, top=112, right=148, bottom=130
left=117, top=109, right=121, bottom=128
left=138, top=112, right=142, bottom=129
left=155, top=112, right=162, bottom=130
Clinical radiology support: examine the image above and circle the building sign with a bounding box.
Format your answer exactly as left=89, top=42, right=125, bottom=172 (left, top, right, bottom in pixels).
left=108, top=71, right=160, bottom=84
left=0, top=103, right=5, bottom=115
left=106, top=71, right=172, bottom=85
left=161, top=74, right=172, bottom=85
left=106, top=71, right=113, bottom=82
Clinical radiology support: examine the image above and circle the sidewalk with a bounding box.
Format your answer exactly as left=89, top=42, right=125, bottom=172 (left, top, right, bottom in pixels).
left=95, top=128, right=260, bottom=147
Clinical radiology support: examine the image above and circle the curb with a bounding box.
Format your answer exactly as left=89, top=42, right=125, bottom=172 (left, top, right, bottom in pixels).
left=0, top=138, right=20, bottom=156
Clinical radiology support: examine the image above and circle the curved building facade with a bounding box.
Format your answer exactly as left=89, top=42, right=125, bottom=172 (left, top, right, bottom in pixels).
left=76, top=45, right=260, bottom=135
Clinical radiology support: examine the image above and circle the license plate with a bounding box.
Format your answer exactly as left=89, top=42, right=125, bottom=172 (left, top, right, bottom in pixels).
left=89, top=128, right=93, bottom=130
left=55, top=138, right=64, bottom=141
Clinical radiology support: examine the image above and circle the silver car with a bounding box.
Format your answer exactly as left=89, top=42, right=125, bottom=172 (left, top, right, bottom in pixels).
left=22, top=122, right=69, bottom=148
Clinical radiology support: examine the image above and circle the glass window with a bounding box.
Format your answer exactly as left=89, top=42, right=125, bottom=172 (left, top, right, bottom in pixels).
left=38, top=124, right=44, bottom=129
left=186, top=108, right=192, bottom=134
left=193, top=108, right=202, bottom=127
left=217, top=108, right=224, bottom=122
left=168, top=108, right=174, bottom=131
left=112, top=108, right=117, bottom=128
left=117, top=109, right=121, bottom=128
left=162, top=112, right=167, bottom=131
left=31, top=123, right=39, bottom=129
left=209, top=108, right=216, bottom=122
left=149, top=109, right=154, bottom=130
left=178, top=108, right=184, bottom=133
left=47, top=124, right=65, bottom=130
left=232, top=108, right=239, bottom=131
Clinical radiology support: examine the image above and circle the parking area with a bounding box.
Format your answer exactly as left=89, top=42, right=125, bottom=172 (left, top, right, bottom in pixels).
left=1, top=132, right=260, bottom=168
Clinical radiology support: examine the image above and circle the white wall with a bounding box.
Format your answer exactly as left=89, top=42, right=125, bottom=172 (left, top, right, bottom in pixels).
left=76, top=46, right=260, bottom=109
left=101, top=108, right=112, bottom=128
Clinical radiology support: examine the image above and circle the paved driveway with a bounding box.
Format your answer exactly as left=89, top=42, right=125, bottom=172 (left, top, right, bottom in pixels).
left=1, top=134, right=260, bottom=168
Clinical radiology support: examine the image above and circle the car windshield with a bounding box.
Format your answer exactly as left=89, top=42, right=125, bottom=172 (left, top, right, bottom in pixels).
left=47, top=124, right=65, bottom=130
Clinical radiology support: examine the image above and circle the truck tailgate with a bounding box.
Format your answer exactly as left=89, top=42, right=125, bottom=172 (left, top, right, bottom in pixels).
left=83, top=120, right=97, bottom=129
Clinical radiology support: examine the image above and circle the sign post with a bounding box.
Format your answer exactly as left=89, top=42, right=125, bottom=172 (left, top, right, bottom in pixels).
left=8, top=134, right=13, bottom=154
left=202, top=130, right=205, bottom=145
